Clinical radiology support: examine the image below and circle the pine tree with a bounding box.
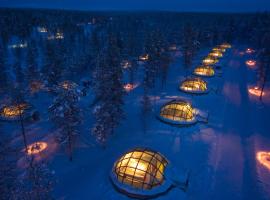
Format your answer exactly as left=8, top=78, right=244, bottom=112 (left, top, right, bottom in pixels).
left=0, top=131, right=17, bottom=200
left=49, top=85, right=82, bottom=161
left=92, top=30, right=125, bottom=146
left=0, top=42, right=9, bottom=93
left=14, top=160, right=54, bottom=200
left=26, top=39, right=39, bottom=84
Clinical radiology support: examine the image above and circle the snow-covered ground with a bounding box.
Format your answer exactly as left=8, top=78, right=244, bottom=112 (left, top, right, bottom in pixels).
left=6, top=45, right=270, bottom=200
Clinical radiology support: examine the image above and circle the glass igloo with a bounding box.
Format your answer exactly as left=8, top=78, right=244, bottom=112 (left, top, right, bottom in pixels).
left=0, top=103, right=30, bottom=121
left=193, top=65, right=215, bottom=77
left=208, top=51, right=223, bottom=58
left=180, top=77, right=208, bottom=94
left=212, top=46, right=226, bottom=53
left=202, top=56, right=219, bottom=65
left=220, top=43, right=232, bottom=49
left=158, top=100, right=197, bottom=126
left=111, top=148, right=172, bottom=198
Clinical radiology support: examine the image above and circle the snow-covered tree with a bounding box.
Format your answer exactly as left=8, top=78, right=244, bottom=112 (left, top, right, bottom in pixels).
left=91, top=30, right=125, bottom=146
left=26, top=39, right=40, bottom=84
left=14, top=160, right=54, bottom=200
left=0, top=42, right=9, bottom=93
left=49, top=85, right=82, bottom=161
left=0, top=132, right=17, bottom=200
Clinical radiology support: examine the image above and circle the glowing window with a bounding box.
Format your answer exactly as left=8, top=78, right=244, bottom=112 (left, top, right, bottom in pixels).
left=180, top=78, right=207, bottom=93
left=194, top=65, right=215, bottom=77
left=114, top=149, right=168, bottom=190
left=202, top=56, right=218, bottom=65
left=1, top=103, right=28, bottom=118
left=220, top=43, right=232, bottom=49
left=160, top=100, right=194, bottom=122
left=209, top=51, right=223, bottom=58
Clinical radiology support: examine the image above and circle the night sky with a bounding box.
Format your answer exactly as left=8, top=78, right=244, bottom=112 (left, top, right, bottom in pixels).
left=0, top=0, right=270, bottom=12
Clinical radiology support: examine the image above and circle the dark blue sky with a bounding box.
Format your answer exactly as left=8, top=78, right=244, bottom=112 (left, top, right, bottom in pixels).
left=0, top=0, right=270, bottom=12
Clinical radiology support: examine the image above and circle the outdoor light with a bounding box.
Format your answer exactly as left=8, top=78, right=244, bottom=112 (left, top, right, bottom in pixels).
left=139, top=54, right=149, bottom=61
left=121, top=60, right=131, bottom=69
left=256, top=151, right=270, bottom=171
left=202, top=56, right=218, bottom=65
left=209, top=51, right=223, bottom=58
left=179, top=77, right=208, bottom=94
left=193, top=65, right=215, bottom=77
left=26, top=142, right=48, bottom=155
left=246, top=60, right=256, bottom=68
left=246, top=48, right=255, bottom=54
left=248, top=86, right=265, bottom=97
left=111, top=148, right=188, bottom=198
left=123, top=83, right=138, bottom=92
left=60, top=81, right=77, bottom=90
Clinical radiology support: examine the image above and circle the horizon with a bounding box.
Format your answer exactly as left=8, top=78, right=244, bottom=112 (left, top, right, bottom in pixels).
left=0, top=0, right=270, bottom=13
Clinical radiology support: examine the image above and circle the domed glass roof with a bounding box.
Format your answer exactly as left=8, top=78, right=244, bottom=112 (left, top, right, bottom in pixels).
left=212, top=46, right=226, bottom=52
left=194, top=65, right=215, bottom=77
left=1, top=103, right=28, bottom=118
left=202, top=56, right=219, bottom=65
left=160, top=100, right=194, bottom=122
left=209, top=51, right=223, bottom=58
left=220, top=43, right=232, bottom=49
left=113, top=148, right=168, bottom=190
left=180, top=77, right=207, bottom=93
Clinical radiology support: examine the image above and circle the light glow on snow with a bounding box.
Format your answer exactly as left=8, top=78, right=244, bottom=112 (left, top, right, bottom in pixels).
left=246, top=48, right=255, bottom=54
left=60, top=81, right=77, bottom=90
left=248, top=86, right=265, bottom=97
left=246, top=60, right=256, bottom=68
left=123, top=83, right=138, bottom=92
left=26, top=142, right=48, bottom=155
left=257, top=151, right=270, bottom=170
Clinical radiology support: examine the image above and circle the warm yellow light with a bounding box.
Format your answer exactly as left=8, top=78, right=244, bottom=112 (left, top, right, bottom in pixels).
left=212, top=47, right=226, bottom=53
left=1, top=104, right=28, bottom=118
left=114, top=149, right=167, bottom=189
left=257, top=151, right=270, bottom=170
left=220, top=43, right=232, bottom=49
left=248, top=87, right=265, bottom=97
left=202, top=57, right=218, bottom=65
left=160, top=101, right=194, bottom=122
left=60, top=81, right=77, bottom=90
left=194, top=65, right=215, bottom=77
left=246, top=60, right=256, bottom=68
left=123, top=83, right=138, bottom=92
left=180, top=78, right=207, bottom=92
left=26, top=142, right=48, bottom=155
left=209, top=51, right=223, bottom=58
left=246, top=48, right=255, bottom=54
left=139, top=54, right=149, bottom=61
